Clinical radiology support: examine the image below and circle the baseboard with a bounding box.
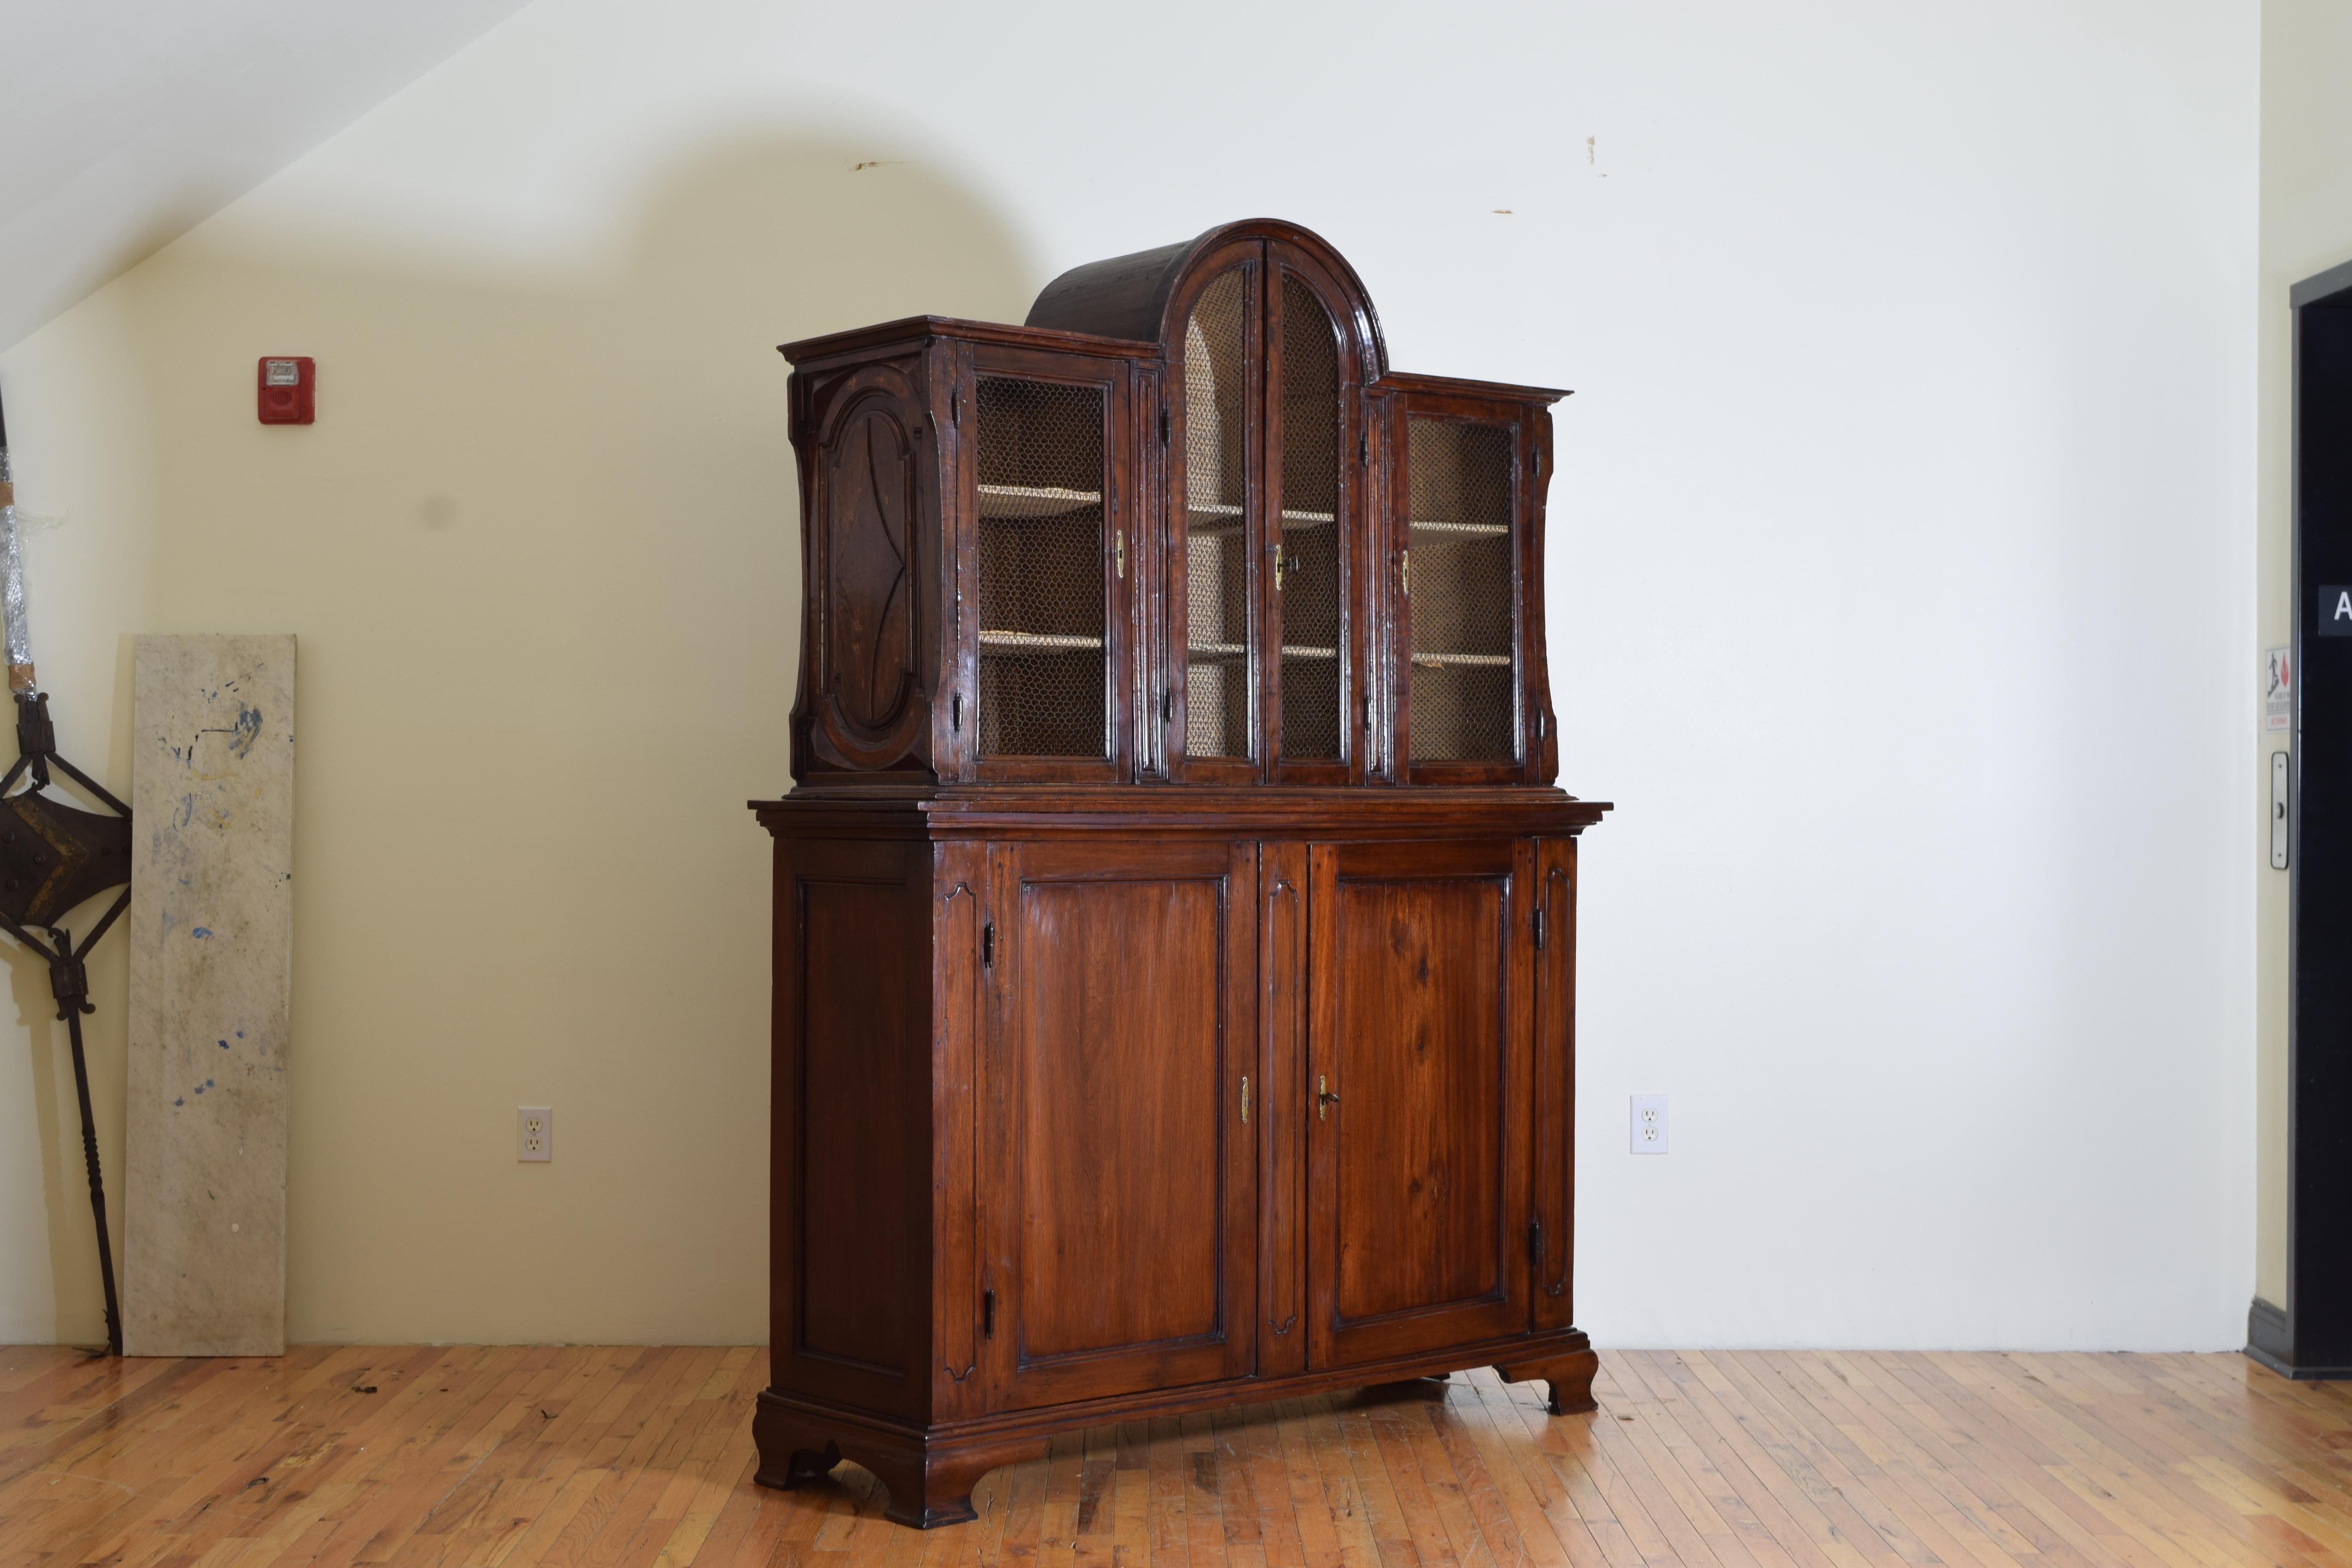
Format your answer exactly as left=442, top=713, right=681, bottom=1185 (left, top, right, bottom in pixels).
left=2245, top=1296, right=2352, bottom=1379
left=2248, top=1297, right=2290, bottom=1361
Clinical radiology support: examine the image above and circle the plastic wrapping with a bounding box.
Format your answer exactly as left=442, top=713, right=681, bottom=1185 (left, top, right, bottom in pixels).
left=0, top=438, right=29, bottom=691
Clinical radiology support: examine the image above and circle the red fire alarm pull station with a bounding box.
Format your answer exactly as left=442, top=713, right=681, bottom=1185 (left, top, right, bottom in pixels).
left=257, top=357, right=314, bottom=424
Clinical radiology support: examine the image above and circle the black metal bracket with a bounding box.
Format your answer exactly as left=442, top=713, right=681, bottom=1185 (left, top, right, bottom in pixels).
left=0, top=688, right=129, bottom=1355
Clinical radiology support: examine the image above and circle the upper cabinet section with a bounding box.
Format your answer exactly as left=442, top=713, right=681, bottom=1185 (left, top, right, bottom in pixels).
left=779, top=219, right=1566, bottom=789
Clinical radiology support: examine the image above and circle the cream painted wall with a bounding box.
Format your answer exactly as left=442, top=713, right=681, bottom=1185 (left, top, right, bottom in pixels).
left=0, top=0, right=2259, bottom=1348
left=2254, top=0, right=2352, bottom=1312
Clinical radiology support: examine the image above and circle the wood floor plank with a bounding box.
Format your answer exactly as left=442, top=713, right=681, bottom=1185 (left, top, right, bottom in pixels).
left=1444, top=1374, right=1596, bottom=1568
left=1477, top=1374, right=1646, bottom=1568
left=1629, top=1352, right=1866, bottom=1568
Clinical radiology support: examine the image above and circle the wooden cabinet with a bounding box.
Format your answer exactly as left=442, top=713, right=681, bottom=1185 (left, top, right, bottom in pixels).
left=753, top=220, right=1608, bottom=1528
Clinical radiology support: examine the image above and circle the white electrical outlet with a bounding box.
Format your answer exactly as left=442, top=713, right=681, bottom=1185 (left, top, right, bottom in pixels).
left=1630, top=1095, right=1668, bottom=1154
left=518, top=1106, right=553, bottom=1162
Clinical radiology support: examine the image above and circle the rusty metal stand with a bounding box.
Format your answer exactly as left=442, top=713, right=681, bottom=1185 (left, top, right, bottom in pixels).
left=0, top=691, right=131, bottom=1355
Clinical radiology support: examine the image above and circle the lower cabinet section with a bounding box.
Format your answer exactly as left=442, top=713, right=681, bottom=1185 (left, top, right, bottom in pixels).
left=750, top=1330, right=1600, bottom=1528
left=757, top=811, right=1594, bottom=1528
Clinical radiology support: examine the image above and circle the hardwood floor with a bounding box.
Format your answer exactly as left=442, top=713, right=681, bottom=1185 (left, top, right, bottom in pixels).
left=0, top=1346, right=2345, bottom=1568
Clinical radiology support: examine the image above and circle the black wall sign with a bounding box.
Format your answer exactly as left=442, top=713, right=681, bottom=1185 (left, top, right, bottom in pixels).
left=2322, top=586, right=2352, bottom=636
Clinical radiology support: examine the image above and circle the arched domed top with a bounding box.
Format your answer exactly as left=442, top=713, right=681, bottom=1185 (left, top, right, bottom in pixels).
left=1025, top=218, right=1388, bottom=379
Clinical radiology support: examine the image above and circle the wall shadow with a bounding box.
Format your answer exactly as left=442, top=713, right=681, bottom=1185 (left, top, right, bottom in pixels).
left=45, top=132, right=1035, bottom=1344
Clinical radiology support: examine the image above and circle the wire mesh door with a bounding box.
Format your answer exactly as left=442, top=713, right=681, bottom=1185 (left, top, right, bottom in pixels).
left=975, top=374, right=1111, bottom=762
left=1275, top=275, right=1343, bottom=763
left=1180, top=269, right=1252, bottom=763
left=1403, top=415, right=1518, bottom=766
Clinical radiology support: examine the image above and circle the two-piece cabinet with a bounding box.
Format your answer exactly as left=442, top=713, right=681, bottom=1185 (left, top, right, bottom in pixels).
left=751, top=220, right=1608, bottom=1527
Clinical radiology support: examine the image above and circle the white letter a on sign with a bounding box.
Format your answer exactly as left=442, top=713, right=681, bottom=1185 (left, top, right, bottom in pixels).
left=2336, top=591, right=2351, bottom=622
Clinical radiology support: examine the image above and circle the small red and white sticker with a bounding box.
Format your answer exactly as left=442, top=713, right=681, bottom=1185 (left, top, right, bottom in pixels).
left=2267, top=645, right=2292, bottom=732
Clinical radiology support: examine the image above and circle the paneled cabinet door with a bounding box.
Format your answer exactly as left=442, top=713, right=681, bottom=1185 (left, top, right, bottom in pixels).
left=979, top=839, right=1259, bottom=1410
left=1305, top=839, right=1535, bottom=1368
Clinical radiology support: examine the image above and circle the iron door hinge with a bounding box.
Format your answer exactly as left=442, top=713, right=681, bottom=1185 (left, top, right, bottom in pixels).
left=1529, top=1218, right=1544, bottom=1266
left=951, top=388, right=961, bottom=427
left=1534, top=908, right=1546, bottom=950
left=982, top=1288, right=996, bottom=1337
left=982, top=921, right=994, bottom=968
left=1160, top=407, right=1171, bottom=446
left=1163, top=691, right=1174, bottom=722
left=952, top=691, right=962, bottom=733
left=1531, top=445, right=1542, bottom=477
left=1359, top=428, right=1368, bottom=466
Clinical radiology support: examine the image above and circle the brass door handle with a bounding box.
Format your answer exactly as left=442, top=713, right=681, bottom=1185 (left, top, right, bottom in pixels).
left=1318, top=1075, right=1339, bottom=1120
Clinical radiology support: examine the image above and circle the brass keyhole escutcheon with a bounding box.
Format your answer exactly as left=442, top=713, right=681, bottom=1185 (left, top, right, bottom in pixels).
left=1318, top=1074, right=1339, bottom=1120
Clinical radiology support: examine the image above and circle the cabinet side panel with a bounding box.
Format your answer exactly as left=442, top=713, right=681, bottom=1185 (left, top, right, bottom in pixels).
left=777, top=838, right=932, bottom=1416
left=1524, top=408, right=1559, bottom=784
left=793, top=355, right=941, bottom=780
left=1532, top=838, right=1577, bottom=1327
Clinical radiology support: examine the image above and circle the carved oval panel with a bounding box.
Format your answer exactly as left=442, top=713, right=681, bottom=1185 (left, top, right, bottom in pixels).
left=825, top=403, right=917, bottom=735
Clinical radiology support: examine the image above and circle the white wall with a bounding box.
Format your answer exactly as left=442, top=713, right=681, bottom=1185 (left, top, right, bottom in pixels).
left=0, top=0, right=2259, bottom=1348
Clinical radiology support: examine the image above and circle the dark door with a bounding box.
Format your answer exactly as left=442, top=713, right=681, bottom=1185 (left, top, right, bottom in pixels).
left=1305, top=839, right=1535, bottom=1368
left=2283, top=262, right=2352, bottom=1376
left=980, top=839, right=1258, bottom=1408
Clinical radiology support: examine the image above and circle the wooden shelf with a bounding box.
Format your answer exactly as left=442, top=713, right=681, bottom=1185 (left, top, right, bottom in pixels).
left=979, top=484, right=1102, bottom=518
left=980, top=630, right=1104, bottom=652
left=1187, top=503, right=1336, bottom=536
left=1186, top=643, right=1338, bottom=662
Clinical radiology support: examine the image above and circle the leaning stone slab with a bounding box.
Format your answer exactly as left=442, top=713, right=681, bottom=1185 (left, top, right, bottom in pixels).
left=123, top=635, right=294, bottom=1357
